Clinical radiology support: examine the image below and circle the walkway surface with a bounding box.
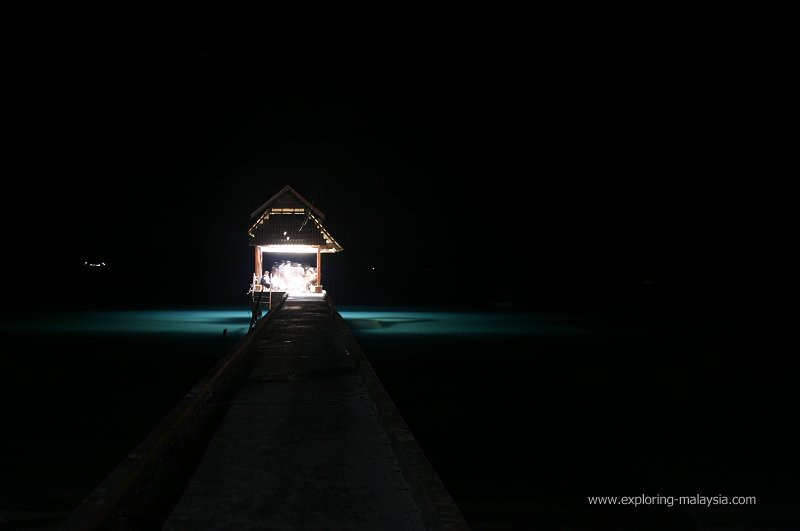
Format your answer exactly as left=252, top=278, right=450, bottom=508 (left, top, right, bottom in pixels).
left=161, top=295, right=468, bottom=530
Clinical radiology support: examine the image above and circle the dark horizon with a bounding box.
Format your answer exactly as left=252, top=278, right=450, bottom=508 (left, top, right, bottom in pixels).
left=1, top=6, right=792, bottom=313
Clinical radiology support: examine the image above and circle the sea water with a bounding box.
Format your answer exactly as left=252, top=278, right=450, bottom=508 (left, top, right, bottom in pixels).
left=0, top=308, right=252, bottom=529
left=0, top=306, right=795, bottom=529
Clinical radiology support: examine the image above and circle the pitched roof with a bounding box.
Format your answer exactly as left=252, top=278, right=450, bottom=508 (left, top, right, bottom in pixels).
left=247, top=185, right=343, bottom=252
left=250, top=185, right=325, bottom=221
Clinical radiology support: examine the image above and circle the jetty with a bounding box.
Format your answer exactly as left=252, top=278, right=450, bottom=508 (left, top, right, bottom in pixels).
left=57, top=292, right=469, bottom=530
left=57, top=185, right=467, bottom=529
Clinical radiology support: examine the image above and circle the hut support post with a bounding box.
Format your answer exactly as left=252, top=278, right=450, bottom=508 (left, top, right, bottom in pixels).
left=316, top=248, right=322, bottom=291
left=255, top=246, right=262, bottom=281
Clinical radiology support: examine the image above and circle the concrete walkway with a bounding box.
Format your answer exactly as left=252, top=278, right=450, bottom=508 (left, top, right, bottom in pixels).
left=162, top=295, right=468, bottom=530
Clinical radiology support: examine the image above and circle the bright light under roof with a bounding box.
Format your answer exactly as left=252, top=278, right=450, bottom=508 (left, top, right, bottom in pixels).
left=260, top=245, right=321, bottom=254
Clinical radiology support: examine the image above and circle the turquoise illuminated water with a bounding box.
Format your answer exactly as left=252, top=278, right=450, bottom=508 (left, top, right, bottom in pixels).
left=0, top=308, right=253, bottom=529
left=0, top=306, right=795, bottom=529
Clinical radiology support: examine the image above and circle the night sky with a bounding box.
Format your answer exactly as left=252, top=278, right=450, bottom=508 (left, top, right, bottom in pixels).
left=1, top=4, right=792, bottom=314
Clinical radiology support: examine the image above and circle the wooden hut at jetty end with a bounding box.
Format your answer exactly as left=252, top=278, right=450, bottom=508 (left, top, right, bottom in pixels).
left=247, top=185, right=343, bottom=307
